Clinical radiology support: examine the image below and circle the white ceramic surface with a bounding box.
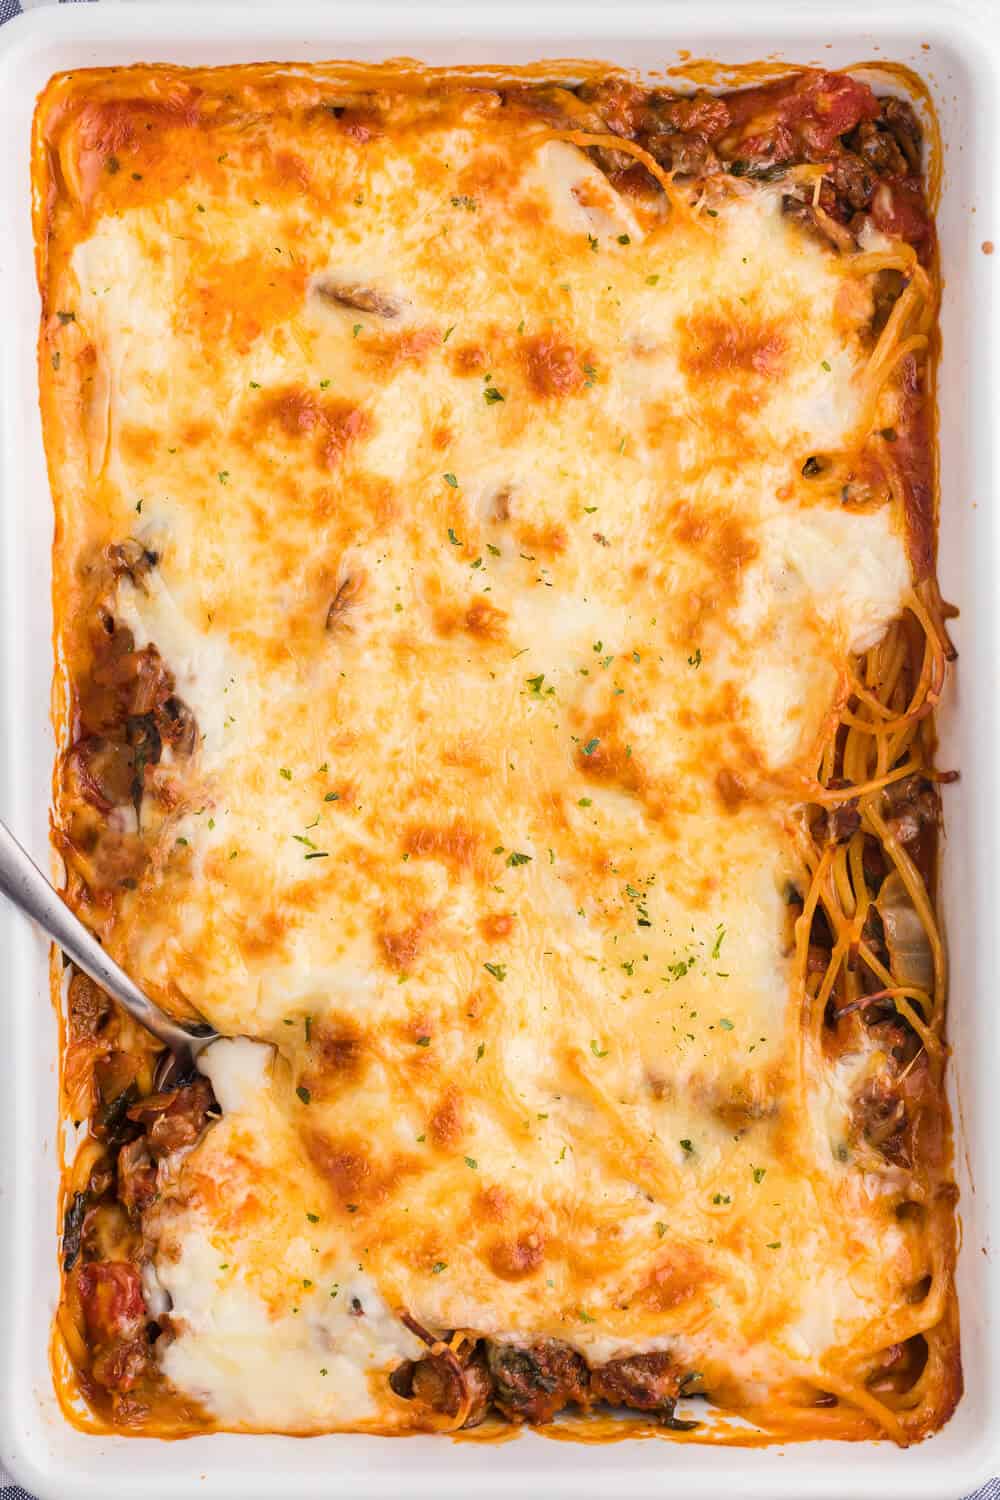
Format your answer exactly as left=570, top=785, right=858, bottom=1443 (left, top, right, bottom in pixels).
left=1, top=3, right=998, bottom=1496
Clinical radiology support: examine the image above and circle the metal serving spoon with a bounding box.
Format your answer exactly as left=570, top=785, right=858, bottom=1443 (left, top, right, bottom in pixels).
left=0, top=816, right=218, bottom=1084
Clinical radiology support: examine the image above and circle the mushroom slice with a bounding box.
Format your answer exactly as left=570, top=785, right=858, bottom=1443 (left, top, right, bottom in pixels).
left=314, top=279, right=402, bottom=319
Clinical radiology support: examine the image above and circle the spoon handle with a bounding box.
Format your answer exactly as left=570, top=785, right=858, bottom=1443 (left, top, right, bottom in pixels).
left=0, top=816, right=214, bottom=1055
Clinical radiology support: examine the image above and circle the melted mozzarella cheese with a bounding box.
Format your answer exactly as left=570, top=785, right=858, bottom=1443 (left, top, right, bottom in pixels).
left=147, top=1041, right=423, bottom=1429
left=43, top=76, right=924, bottom=1432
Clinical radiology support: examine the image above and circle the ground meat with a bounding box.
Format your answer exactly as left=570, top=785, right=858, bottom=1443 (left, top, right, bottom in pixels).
left=67, top=734, right=136, bottom=811
left=826, top=800, right=861, bottom=845
left=158, top=694, right=199, bottom=756
left=590, top=1351, right=682, bottom=1414
left=486, top=1339, right=589, bottom=1423
left=882, top=775, right=938, bottom=848
left=92, top=1335, right=149, bottom=1393
left=74, top=653, right=196, bottom=803
left=398, top=1347, right=493, bottom=1427
left=126, top=1078, right=215, bottom=1158
left=75, top=606, right=195, bottom=788
left=107, top=539, right=158, bottom=590
left=850, top=120, right=909, bottom=178
left=855, top=1074, right=908, bottom=1159
left=654, top=91, right=731, bottom=140
left=116, top=1137, right=159, bottom=1213
left=68, top=971, right=111, bottom=1041
left=852, top=1036, right=940, bottom=1171
left=645, top=130, right=719, bottom=176
left=824, top=151, right=876, bottom=214
left=574, top=76, right=649, bottom=138
left=91, top=642, right=174, bottom=720
left=880, top=97, right=923, bottom=171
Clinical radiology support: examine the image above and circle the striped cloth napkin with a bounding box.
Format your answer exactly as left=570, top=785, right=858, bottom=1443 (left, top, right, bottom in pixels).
left=0, top=0, right=988, bottom=1495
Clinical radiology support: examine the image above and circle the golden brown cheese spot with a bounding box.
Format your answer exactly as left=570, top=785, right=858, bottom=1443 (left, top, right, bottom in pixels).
left=834, top=274, right=875, bottom=334
left=307, top=471, right=397, bottom=538
left=679, top=309, right=787, bottom=381
left=428, top=1088, right=464, bottom=1149
left=440, top=738, right=490, bottom=775
left=433, top=598, right=508, bottom=643
left=179, top=419, right=213, bottom=447
left=366, top=326, right=441, bottom=373
left=576, top=726, right=647, bottom=798
left=450, top=343, right=488, bottom=376
left=56, top=90, right=204, bottom=218
left=303, top=1128, right=417, bottom=1214
left=473, top=1187, right=551, bottom=1282
left=322, top=410, right=370, bottom=471
left=636, top=1245, right=710, bottom=1312
left=274, top=150, right=311, bottom=192
left=275, top=877, right=327, bottom=920
left=454, top=149, right=512, bottom=204
left=464, top=989, right=488, bottom=1022
left=513, top=520, right=567, bottom=555
left=405, top=1013, right=438, bottom=1051
left=120, top=423, right=160, bottom=466
left=672, top=680, right=739, bottom=739
left=477, top=1185, right=510, bottom=1223
left=671, top=502, right=760, bottom=577
left=77, top=98, right=140, bottom=162
left=308, top=1016, right=367, bottom=1086
left=479, top=912, right=515, bottom=941
left=379, top=911, right=433, bottom=972
left=237, top=908, right=291, bottom=963
left=489, top=1231, right=546, bottom=1281
left=646, top=1070, right=673, bottom=1103
left=661, top=505, right=760, bottom=644
left=716, top=766, right=750, bottom=812
left=571, top=178, right=610, bottom=215
left=255, top=386, right=370, bottom=470
left=520, top=333, right=589, bottom=398
left=67, top=93, right=199, bottom=203
left=404, top=822, right=480, bottom=875
left=512, top=193, right=547, bottom=231
left=178, top=257, right=307, bottom=357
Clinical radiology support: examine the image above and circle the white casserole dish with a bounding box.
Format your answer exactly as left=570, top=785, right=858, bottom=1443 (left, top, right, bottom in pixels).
left=1, top=1, right=999, bottom=1495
